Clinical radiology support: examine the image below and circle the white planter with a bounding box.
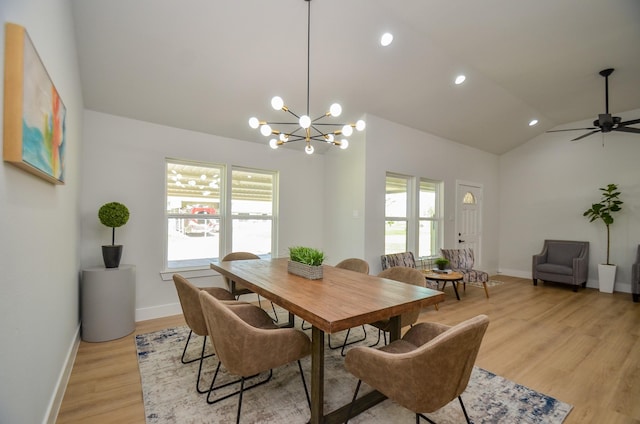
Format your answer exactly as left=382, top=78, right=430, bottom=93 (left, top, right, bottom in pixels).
left=597, top=264, right=617, bottom=293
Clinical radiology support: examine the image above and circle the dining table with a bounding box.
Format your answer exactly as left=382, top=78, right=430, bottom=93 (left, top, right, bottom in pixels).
left=210, top=257, right=445, bottom=424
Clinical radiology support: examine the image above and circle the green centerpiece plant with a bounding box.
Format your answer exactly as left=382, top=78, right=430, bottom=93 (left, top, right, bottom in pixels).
left=99, top=201, right=130, bottom=268
left=288, top=246, right=325, bottom=279
left=583, top=183, right=623, bottom=293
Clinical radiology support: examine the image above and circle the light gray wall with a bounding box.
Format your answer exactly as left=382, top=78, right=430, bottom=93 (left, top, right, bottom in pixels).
left=0, top=0, right=84, bottom=423
left=362, top=115, right=501, bottom=275
left=499, top=109, right=640, bottom=292
left=323, top=129, right=367, bottom=264
left=79, top=110, right=326, bottom=320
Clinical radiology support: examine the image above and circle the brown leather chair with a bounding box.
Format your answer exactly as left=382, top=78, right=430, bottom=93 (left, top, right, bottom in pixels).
left=199, top=290, right=311, bottom=423
left=369, top=266, right=427, bottom=346
left=221, top=252, right=278, bottom=320
left=344, top=314, right=490, bottom=423
left=172, top=274, right=237, bottom=393
left=330, top=258, right=370, bottom=355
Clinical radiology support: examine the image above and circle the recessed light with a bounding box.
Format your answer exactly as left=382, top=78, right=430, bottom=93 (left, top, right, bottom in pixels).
left=380, top=32, right=393, bottom=47
left=454, top=75, right=466, bottom=85
left=529, top=119, right=538, bottom=126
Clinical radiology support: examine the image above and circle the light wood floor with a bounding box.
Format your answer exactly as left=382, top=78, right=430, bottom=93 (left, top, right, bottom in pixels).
left=56, top=276, right=640, bottom=424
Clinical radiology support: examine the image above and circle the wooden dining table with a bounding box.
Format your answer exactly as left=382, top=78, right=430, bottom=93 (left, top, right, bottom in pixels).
left=210, top=257, right=445, bottom=424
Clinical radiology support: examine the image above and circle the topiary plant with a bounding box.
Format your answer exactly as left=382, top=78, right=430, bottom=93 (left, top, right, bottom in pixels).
left=434, top=257, right=449, bottom=270
left=289, top=246, right=325, bottom=266
left=99, top=202, right=130, bottom=245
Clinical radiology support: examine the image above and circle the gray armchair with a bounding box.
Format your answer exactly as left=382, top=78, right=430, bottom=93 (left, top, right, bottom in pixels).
left=632, top=245, right=639, bottom=303
left=532, top=240, right=589, bottom=292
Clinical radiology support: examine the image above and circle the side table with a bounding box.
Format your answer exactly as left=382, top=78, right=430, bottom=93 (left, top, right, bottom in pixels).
left=81, top=264, right=136, bottom=342
left=422, top=271, right=464, bottom=301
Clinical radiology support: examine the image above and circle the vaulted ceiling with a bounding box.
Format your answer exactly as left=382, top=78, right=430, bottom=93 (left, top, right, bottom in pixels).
left=71, top=0, right=640, bottom=155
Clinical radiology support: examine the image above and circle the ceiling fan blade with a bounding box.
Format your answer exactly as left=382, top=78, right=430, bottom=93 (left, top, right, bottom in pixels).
left=546, top=127, right=597, bottom=133
left=614, top=126, right=640, bottom=134
left=618, top=118, right=640, bottom=127
left=571, top=130, right=601, bottom=141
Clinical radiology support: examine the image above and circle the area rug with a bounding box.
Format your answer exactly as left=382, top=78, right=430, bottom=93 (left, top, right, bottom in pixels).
left=468, top=279, right=505, bottom=289
left=136, top=324, right=572, bottom=424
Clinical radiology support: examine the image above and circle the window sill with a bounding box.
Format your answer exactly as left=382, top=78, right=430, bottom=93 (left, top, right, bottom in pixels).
left=160, top=267, right=218, bottom=281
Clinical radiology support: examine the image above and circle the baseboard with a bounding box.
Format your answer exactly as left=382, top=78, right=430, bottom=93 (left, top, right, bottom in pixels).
left=136, top=302, right=183, bottom=321
left=498, top=268, right=631, bottom=293
left=45, top=323, right=81, bottom=424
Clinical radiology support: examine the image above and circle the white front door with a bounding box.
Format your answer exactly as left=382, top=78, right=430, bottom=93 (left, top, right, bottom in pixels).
left=455, top=182, right=483, bottom=264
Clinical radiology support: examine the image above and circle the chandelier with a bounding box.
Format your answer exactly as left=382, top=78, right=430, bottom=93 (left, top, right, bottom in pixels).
left=248, top=0, right=365, bottom=155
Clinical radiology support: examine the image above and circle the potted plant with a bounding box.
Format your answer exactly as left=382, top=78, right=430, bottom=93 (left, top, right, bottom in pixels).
left=583, top=183, right=623, bottom=293
left=434, top=257, right=449, bottom=271
left=288, top=246, right=325, bottom=280
left=99, top=201, right=130, bottom=268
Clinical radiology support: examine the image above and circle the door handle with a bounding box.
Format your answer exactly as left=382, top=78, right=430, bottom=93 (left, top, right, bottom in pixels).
left=458, top=239, right=465, bottom=243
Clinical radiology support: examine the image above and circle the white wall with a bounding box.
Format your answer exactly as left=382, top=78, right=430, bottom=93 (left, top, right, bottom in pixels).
left=323, top=129, right=367, bottom=264
left=361, top=115, right=501, bottom=275
left=79, top=111, right=325, bottom=320
left=0, top=1, right=84, bottom=423
left=499, top=109, right=640, bottom=292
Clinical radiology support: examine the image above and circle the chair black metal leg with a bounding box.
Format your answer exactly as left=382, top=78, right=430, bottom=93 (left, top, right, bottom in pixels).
left=458, top=395, right=471, bottom=424
left=298, top=360, right=311, bottom=409
left=328, top=326, right=367, bottom=356
left=369, top=328, right=382, bottom=347
left=195, top=335, right=212, bottom=393
left=206, top=362, right=272, bottom=405
left=344, top=379, right=362, bottom=424
left=301, top=319, right=312, bottom=330
left=180, top=330, right=214, bottom=364
left=236, top=377, right=245, bottom=424
left=417, top=413, right=437, bottom=424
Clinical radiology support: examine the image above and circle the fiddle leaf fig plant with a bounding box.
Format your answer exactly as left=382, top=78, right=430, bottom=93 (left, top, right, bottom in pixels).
left=99, top=202, right=130, bottom=245
left=289, top=246, right=325, bottom=266
left=583, top=183, right=623, bottom=265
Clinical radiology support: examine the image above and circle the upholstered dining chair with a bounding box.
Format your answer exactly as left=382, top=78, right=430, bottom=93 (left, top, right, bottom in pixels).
left=198, top=290, right=311, bottom=424
left=331, top=258, right=370, bottom=355
left=441, top=248, right=490, bottom=298
left=369, top=266, right=428, bottom=346
left=381, top=251, right=417, bottom=270
left=344, top=314, right=490, bottom=423
left=221, top=251, right=278, bottom=321
left=172, top=273, right=237, bottom=393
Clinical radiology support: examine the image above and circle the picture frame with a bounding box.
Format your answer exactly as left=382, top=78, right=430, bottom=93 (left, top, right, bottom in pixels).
left=3, top=23, right=66, bottom=184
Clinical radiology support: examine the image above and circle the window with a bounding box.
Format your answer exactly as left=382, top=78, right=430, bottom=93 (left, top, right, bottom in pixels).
left=384, top=173, right=442, bottom=259
left=385, top=174, right=410, bottom=254
left=418, top=179, right=442, bottom=258
left=165, top=159, right=277, bottom=270
left=230, top=167, right=276, bottom=258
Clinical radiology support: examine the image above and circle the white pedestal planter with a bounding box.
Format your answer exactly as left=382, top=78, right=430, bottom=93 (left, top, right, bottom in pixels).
left=598, top=264, right=616, bottom=293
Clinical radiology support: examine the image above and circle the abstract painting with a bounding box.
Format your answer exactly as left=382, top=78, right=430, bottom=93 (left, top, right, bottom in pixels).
left=3, top=23, right=66, bottom=184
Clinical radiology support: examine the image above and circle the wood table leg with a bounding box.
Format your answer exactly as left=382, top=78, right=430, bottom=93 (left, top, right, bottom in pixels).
left=310, top=326, right=325, bottom=424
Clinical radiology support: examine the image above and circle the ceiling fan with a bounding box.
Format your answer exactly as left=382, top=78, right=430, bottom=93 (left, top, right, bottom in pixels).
left=547, top=68, right=640, bottom=141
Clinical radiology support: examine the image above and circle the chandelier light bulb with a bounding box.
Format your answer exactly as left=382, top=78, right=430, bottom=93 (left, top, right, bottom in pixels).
left=340, top=139, right=349, bottom=149
left=326, top=134, right=334, bottom=142
left=356, top=120, right=366, bottom=131
left=299, top=115, right=311, bottom=129
left=249, top=117, right=260, bottom=129
left=381, top=32, right=394, bottom=47
left=455, top=75, right=466, bottom=85
left=260, top=124, right=272, bottom=136
left=305, top=144, right=314, bottom=155
left=342, top=124, right=353, bottom=136
left=329, top=103, right=342, bottom=117
left=271, top=96, right=284, bottom=110
left=269, top=138, right=279, bottom=149
left=279, top=133, right=288, bottom=141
